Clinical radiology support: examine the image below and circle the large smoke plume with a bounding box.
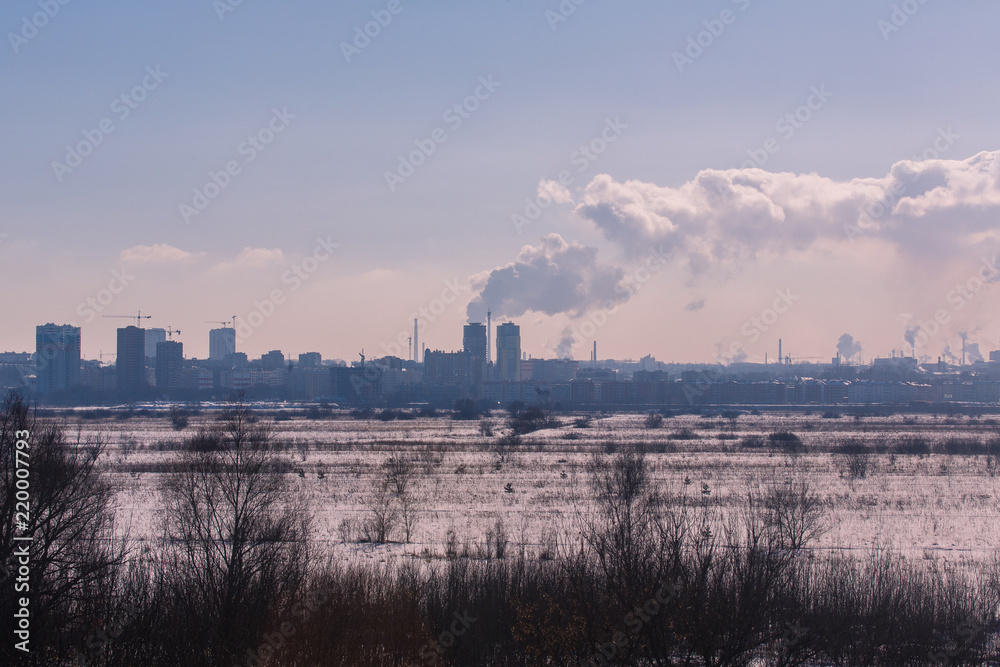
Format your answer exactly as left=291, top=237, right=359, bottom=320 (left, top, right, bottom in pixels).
left=466, top=234, right=629, bottom=323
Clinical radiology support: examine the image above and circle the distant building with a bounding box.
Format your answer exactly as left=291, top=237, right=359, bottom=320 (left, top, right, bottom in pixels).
left=116, top=326, right=146, bottom=392
left=155, top=340, right=183, bottom=391
left=35, top=324, right=81, bottom=393
left=331, top=365, right=382, bottom=403
left=144, top=328, right=166, bottom=360
left=209, top=327, right=236, bottom=361
left=224, top=352, right=248, bottom=369
left=496, top=322, right=521, bottom=382
left=260, top=350, right=285, bottom=371
left=298, top=352, right=322, bottom=368
left=463, top=323, right=487, bottom=385
left=424, top=350, right=468, bottom=386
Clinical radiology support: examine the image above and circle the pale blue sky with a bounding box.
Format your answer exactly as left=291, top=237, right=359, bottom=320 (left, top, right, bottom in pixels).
left=3, top=1, right=1000, bottom=363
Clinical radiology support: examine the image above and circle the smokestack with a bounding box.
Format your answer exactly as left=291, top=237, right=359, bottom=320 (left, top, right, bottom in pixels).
left=413, top=319, right=419, bottom=363
left=778, top=339, right=782, bottom=365
left=593, top=341, right=597, bottom=363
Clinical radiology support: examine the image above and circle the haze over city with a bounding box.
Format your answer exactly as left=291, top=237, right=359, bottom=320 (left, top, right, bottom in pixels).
left=4, top=1, right=1000, bottom=365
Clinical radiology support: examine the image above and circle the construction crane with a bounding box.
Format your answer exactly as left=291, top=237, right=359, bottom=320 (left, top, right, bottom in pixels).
left=165, top=327, right=181, bottom=339
left=102, top=310, right=151, bottom=327
left=204, top=316, right=236, bottom=329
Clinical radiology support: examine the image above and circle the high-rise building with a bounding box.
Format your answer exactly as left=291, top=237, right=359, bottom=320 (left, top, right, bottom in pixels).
left=298, top=352, right=322, bottom=368
left=155, top=340, right=183, bottom=391
left=116, top=326, right=146, bottom=392
left=35, top=324, right=81, bottom=393
left=209, top=327, right=236, bottom=361
left=423, top=350, right=468, bottom=385
left=261, top=350, right=285, bottom=371
left=144, top=328, right=166, bottom=360
left=463, top=323, right=487, bottom=386
left=496, top=322, right=521, bottom=382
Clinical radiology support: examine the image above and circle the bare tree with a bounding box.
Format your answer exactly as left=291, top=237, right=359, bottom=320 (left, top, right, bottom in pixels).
left=160, top=396, right=308, bottom=664
left=764, top=478, right=828, bottom=552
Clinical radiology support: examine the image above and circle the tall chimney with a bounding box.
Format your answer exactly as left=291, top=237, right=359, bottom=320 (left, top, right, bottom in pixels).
left=413, top=319, right=418, bottom=363
left=778, top=339, right=782, bottom=365
left=593, top=341, right=597, bottom=363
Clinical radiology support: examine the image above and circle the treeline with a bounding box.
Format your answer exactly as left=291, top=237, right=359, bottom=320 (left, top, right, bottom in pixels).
left=1, top=390, right=998, bottom=665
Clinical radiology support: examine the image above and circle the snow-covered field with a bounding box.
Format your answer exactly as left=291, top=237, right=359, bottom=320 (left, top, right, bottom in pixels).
left=62, top=410, right=1000, bottom=573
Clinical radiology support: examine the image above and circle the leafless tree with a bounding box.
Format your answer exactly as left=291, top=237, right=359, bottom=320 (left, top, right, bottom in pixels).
left=160, top=396, right=309, bottom=664
left=764, top=478, right=828, bottom=552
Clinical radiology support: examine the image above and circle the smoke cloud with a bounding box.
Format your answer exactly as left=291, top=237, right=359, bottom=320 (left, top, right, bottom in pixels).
left=574, top=149, right=1000, bottom=272
left=836, top=333, right=863, bottom=361
left=554, top=326, right=576, bottom=359
left=466, top=233, right=629, bottom=322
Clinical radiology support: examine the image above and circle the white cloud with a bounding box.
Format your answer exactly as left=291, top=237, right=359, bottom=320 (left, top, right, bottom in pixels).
left=211, top=247, right=285, bottom=272
left=120, top=243, right=200, bottom=264
left=574, top=151, right=1000, bottom=273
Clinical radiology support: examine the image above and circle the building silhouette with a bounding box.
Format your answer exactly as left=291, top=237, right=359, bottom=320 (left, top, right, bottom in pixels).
left=35, top=324, right=81, bottom=393
left=144, top=328, right=166, bottom=360
left=116, top=326, right=146, bottom=392
left=209, top=327, right=236, bottom=361
left=155, top=340, right=183, bottom=391
left=496, top=322, right=521, bottom=382
left=463, top=323, right=487, bottom=386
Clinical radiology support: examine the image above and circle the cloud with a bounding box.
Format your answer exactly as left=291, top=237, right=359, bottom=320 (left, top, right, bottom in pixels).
left=538, top=179, right=573, bottom=205
left=211, top=247, right=285, bottom=272
left=685, top=298, right=705, bottom=312
left=573, top=150, right=1000, bottom=273
left=466, top=233, right=628, bottom=322
left=120, top=243, right=200, bottom=264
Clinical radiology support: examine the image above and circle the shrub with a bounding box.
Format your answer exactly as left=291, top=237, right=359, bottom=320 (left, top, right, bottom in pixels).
left=644, top=412, right=664, bottom=429
left=740, top=434, right=766, bottom=448
left=894, top=435, right=930, bottom=455
left=768, top=430, right=803, bottom=452
left=936, top=437, right=985, bottom=456
left=837, top=438, right=874, bottom=478
left=169, top=405, right=189, bottom=430
left=669, top=428, right=698, bottom=440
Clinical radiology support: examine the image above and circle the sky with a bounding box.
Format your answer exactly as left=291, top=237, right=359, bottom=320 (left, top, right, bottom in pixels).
left=2, top=0, right=1000, bottom=365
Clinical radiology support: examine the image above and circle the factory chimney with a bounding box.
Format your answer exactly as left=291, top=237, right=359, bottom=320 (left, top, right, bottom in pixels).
left=778, top=339, right=782, bottom=365
left=413, top=319, right=419, bottom=363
